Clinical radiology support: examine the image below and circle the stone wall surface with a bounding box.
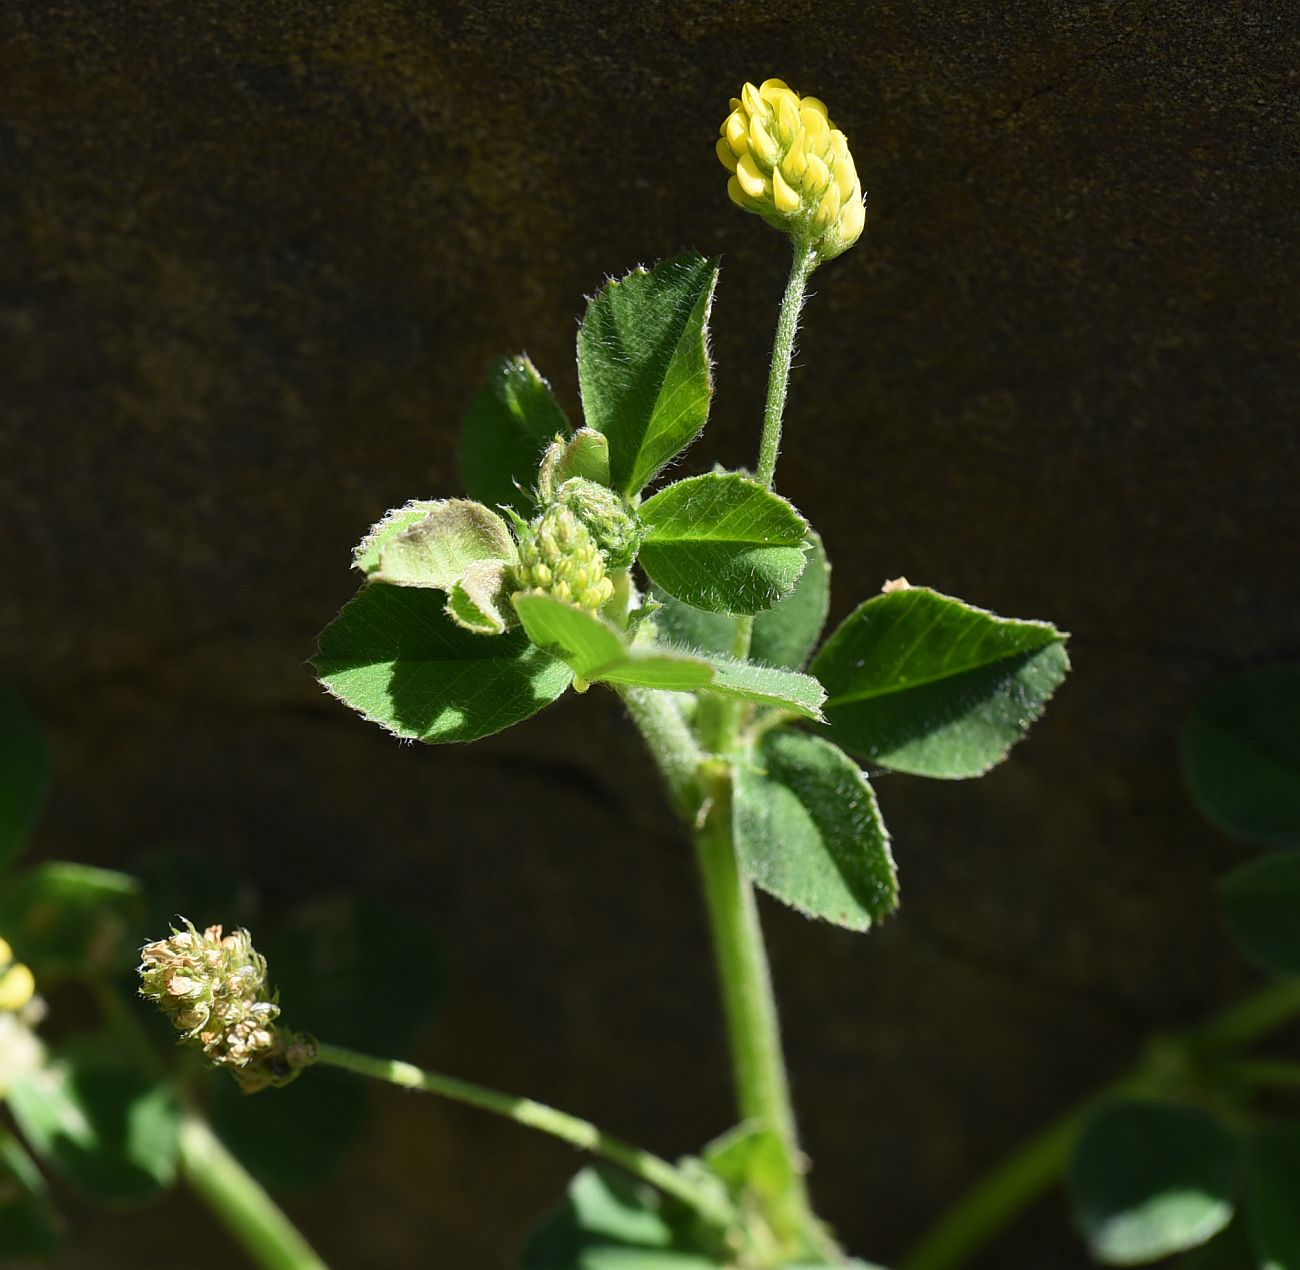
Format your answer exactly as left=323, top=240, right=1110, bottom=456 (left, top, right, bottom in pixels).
left=2, top=1, right=1296, bottom=1266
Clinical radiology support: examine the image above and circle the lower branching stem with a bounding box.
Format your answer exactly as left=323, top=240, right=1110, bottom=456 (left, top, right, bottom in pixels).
left=314, top=1043, right=734, bottom=1229
left=179, top=1114, right=330, bottom=1270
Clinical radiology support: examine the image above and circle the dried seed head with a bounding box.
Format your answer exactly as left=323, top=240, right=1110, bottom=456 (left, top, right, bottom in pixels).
left=138, top=920, right=316, bottom=1094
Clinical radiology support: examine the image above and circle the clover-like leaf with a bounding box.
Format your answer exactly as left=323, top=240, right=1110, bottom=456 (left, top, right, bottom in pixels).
left=812, top=586, right=1069, bottom=779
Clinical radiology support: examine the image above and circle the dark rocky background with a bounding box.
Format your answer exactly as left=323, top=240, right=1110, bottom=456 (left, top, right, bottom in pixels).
left=2, top=1, right=1297, bottom=1266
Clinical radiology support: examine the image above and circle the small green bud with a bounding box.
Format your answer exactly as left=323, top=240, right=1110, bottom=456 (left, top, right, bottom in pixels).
left=139, top=921, right=315, bottom=1094
left=555, top=478, right=643, bottom=570
left=535, top=433, right=568, bottom=504
left=512, top=505, right=615, bottom=613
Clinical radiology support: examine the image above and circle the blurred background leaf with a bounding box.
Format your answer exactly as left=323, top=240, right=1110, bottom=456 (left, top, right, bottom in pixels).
left=0, top=1128, right=63, bottom=1258
left=7, top=1050, right=181, bottom=1206
left=1068, top=1100, right=1239, bottom=1264
left=0, top=863, right=143, bottom=982
left=1181, top=668, right=1300, bottom=848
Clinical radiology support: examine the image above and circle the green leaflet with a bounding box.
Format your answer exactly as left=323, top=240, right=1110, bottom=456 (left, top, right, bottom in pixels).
left=750, top=531, right=830, bottom=670
left=639, top=474, right=808, bottom=616
left=651, top=531, right=830, bottom=671
left=1218, top=851, right=1300, bottom=975
left=460, top=354, right=571, bottom=517
left=0, top=688, right=50, bottom=874
left=512, top=592, right=714, bottom=692
left=447, top=559, right=514, bottom=635
left=578, top=254, right=719, bottom=496
left=734, top=730, right=896, bottom=931
left=812, top=586, right=1069, bottom=779
left=509, top=593, right=822, bottom=712
left=354, top=499, right=516, bottom=591
left=1181, top=667, right=1300, bottom=848
left=314, top=584, right=572, bottom=743
left=522, top=1166, right=728, bottom=1269
left=1068, top=1101, right=1238, bottom=1265
left=8, top=1055, right=182, bottom=1206
left=352, top=500, right=439, bottom=574
left=0, top=863, right=143, bottom=980
left=703, top=657, right=825, bottom=720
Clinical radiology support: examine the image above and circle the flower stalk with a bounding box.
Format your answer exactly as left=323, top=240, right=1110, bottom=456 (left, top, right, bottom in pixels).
left=313, top=1043, right=736, bottom=1230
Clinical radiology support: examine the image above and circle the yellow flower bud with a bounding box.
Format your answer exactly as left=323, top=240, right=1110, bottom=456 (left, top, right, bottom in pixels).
left=0, top=938, right=35, bottom=1013
left=0, top=962, right=34, bottom=1012
left=717, top=78, right=866, bottom=262
left=772, top=166, right=801, bottom=215
left=724, top=110, right=748, bottom=156
left=735, top=152, right=767, bottom=200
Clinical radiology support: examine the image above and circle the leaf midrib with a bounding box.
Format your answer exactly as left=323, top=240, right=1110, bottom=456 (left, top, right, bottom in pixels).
left=822, top=638, right=1062, bottom=708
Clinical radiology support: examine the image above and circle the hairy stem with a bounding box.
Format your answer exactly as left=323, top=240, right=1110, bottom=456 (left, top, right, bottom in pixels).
left=619, top=685, right=702, bottom=814
left=693, top=766, right=813, bottom=1240
left=179, top=1114, right=330, bottom=1270
left=902, top=976, right=1300, bottom=1270
left=314, top=1043, right=734, bottom=1228
left=756, top=237, right=818, bottom=490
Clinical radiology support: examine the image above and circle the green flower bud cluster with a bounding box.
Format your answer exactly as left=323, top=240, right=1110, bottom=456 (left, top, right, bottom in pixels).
left=139, top=921, right=315, bottom=1094
left=554, top=478, right=643, bottom=571
left=512, top=504, right=615, bottom=613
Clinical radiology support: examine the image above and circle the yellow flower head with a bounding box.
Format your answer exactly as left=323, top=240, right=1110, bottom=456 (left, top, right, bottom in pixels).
left=718, top=79, right=866, bottom=261
left=0, top=937, right=35, bottom=1012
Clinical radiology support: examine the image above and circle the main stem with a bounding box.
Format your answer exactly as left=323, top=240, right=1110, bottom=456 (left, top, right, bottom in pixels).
left=314, top=1043, right=733, bottom=1228
left=693, top=768, right=811, bottom=1239
left=684, top=238, right=822, bottom=1242
left=179, top=1115, right=330, bottom=1270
